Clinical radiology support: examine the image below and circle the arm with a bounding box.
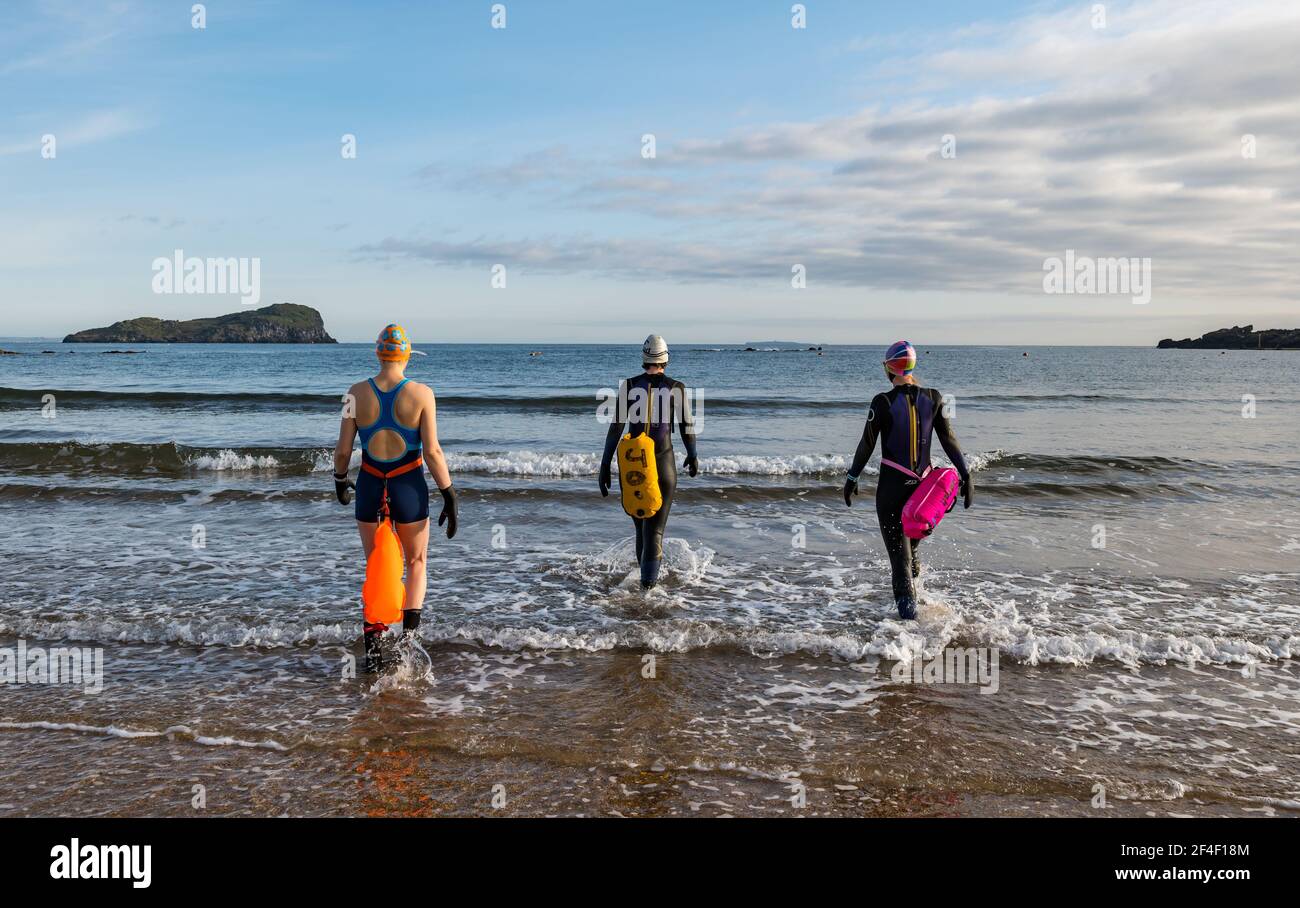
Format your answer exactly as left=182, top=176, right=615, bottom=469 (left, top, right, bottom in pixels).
left=843, top=395, right=885, bottom=507
left=847, top=395, right=885, bottom=480
left=676, top=380, right=699, bottom=476
left=332, top=387, right=358, bottom=504
left=931, top=389, right=973, bottom=508
left=598, top=381, right=626, bottom=496
left=931, top=389, right=968, bottom=480
left=420, top=387, right=459, bottom=537
left=419, top=387, right=452, bottom=490
left=601, top=422, right=622, bottom=469
left=334, top=413, right=356, bottom=476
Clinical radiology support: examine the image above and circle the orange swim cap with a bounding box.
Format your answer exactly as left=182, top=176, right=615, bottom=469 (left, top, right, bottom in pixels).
left=376, top=324, right=412, bottom=362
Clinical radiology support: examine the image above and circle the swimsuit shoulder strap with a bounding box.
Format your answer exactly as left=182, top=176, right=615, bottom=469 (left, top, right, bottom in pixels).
left=369, top=377, right=405, bottom=423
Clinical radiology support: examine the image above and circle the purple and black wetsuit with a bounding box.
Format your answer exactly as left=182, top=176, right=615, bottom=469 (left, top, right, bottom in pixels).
left=846, top=383, right=969, bottom=619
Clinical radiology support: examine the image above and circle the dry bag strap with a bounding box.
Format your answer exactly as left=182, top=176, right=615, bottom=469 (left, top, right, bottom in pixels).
left=361, top=459, right=424, bottom=481
left=630, top=374, right=669, bottom=440
left=881, top=457, right=931, bottom=481
left=630, top=376, right=649, bottom=439
left=361, top=459, right=425, bottom=520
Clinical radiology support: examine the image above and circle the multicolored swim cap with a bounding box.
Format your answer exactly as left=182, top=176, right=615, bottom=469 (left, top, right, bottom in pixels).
left=375, top=324, right=412, bottom=362
left=883, top=340, right=917, bottom=376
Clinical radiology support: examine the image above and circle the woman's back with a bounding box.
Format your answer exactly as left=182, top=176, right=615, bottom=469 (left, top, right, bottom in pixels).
left=352, top=376, right=427, bottom=464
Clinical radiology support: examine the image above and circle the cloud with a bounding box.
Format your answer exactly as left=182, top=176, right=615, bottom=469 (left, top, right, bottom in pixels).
left=368, top=0, right=1300, bottom=303
left=0, top=28, right=121, bottom=75
left=0, top=108, right=144, bottom=155
left=116, top=214, right=187, bottom=228
left=355, top=235, right=767, bottom=283
left=414, top=146, right=586, bottom=194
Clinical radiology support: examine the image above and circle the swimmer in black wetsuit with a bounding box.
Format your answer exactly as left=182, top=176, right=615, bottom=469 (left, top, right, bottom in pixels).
left=842, top=341, right=972, bottom=619
left=598, top=335, right=699, bottom=589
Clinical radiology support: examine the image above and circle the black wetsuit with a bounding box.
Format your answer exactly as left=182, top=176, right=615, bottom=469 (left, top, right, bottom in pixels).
left=847, top=384, right=968, bottom=619
left=601, top=372, right=698, bottom=587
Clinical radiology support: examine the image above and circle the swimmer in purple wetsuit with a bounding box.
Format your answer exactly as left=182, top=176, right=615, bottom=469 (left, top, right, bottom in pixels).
left=842, top=341, right=972, bottom=619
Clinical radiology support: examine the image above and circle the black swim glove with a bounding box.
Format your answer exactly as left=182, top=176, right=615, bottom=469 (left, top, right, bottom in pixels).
left=961, top=475, right=973, bottom=510
left=598, top=462, right=612, bottom=497
left=333, top=472, right=355, bottom=506
left=843, top=476, right=858, bottom=507
left=683, top=454, right=699, bottom=478
left=438, top=485, right=458, bottom=539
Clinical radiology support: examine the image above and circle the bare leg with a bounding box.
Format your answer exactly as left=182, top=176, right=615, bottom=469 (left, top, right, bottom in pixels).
left=356, top=520, right=378, bottom=558
left=355, top=520, right=384, bottom=671
left=394, top=519, right=431, bottom=611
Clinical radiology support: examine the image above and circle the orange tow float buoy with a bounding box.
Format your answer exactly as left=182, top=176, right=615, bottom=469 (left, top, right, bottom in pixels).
left=359, top=459, right=423, bottom=629
left=362, top=517, right=405, bottom=627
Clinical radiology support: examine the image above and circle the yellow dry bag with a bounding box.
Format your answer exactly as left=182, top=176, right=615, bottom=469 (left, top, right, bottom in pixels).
left=617, top=432, right=662, bottom=519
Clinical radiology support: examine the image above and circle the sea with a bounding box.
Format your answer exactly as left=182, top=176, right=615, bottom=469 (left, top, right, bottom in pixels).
left=1, top=341, right=1297, bottom=816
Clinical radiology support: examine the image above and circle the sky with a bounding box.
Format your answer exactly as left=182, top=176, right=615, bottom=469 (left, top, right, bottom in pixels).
left=2, top=0, right=1297, bottom=344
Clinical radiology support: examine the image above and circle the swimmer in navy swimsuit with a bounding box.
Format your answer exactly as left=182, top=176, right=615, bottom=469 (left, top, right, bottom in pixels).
left=332, top=324, right=458, bottom=669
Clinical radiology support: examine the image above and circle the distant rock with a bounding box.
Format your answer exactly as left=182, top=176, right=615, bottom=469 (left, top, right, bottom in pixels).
left=63, top=303, right=337, bottom=344
left=1157, top=325, right=1300, bottom=349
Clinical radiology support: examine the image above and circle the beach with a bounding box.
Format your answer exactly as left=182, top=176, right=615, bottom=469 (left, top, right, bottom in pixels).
left=1, top=342, right=1297, bottom=816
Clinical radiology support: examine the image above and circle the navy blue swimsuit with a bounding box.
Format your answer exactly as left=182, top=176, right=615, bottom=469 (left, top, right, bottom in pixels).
left=354, top=378, right=428, bottom=524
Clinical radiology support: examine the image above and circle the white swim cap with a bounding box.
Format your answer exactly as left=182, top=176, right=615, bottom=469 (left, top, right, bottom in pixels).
left=642, top=334, right=669, bottom=365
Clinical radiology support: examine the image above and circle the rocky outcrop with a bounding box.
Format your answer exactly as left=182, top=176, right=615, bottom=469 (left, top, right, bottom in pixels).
left=1157, top=325, right=1300, bottom=349
left=64, top=304, right=337, bottom=344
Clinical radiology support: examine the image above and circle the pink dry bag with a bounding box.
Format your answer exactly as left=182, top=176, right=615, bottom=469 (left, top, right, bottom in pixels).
left=883, top=458, right=961, bottom=540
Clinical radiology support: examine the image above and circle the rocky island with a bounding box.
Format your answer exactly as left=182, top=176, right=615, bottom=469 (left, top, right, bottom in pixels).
left=1157, top=325, right=1300, bottom=350
left=63, top=303, right=337, bottom=344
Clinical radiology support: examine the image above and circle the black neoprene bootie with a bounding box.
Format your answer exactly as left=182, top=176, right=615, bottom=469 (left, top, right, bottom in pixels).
left=402, top=609, right=422, bottom=633
left=363, top=622, right=385, bottom=673
left=640, top=558, right=662, bottom=590
left=896, top=597, right=918, bottom=620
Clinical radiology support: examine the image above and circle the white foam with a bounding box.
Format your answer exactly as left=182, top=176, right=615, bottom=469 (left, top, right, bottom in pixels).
left=963, top=449, right=1007, bottom=472
left=577, top=537, right=716, bottom=589
left=0, top=720, right=288, bottom=750
left=0, top=614, right=357, bottom=648
left=189, top=449, right=283, bottom=471
left=447, top=450, right=601, bottom=476
left=4, top=552, right=1293, bottom=671
left=288, top=448, right=1008, bottom=477
left=701, top=453, right=851, bottom=475
left=2, top=612, right=1293, bottom=670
